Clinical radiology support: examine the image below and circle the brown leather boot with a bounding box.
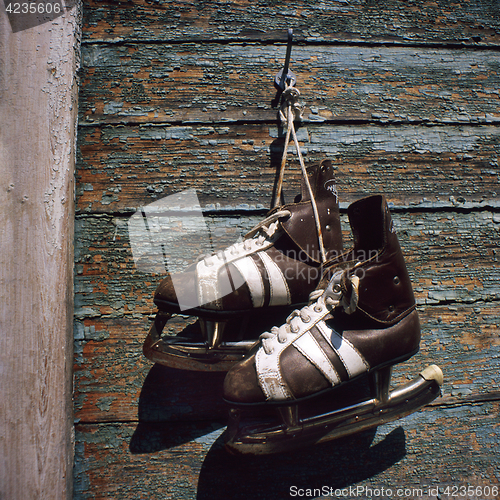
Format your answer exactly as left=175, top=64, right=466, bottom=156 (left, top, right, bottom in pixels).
left=223, top=194, right=420, bottom=404
left=144, top=160, right=343, bottom=370
left=223, top=195, right=443, bottom=455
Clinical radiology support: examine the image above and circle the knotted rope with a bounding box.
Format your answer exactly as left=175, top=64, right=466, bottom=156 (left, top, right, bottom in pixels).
left=273, top=82, right=327, bottom=263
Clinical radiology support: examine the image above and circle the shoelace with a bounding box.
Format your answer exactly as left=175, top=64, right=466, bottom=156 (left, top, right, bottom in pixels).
left=260, top=272, right=360, bottom=355
left=202, top=209, right=291, bottom=267
left=273, top=81, right=327, bottom=263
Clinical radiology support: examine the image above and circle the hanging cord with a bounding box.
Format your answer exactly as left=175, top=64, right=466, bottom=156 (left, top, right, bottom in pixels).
left=273, top=84, right=302, bottom=207
left=274, top=82, right=327, bottom=263
left=273, top=112, right=292, bottom=208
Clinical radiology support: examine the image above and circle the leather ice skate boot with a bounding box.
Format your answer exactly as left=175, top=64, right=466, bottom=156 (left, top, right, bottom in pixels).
left=223, top=195, right=443, bottom=454
left=143, top=160, right=344, bottom=371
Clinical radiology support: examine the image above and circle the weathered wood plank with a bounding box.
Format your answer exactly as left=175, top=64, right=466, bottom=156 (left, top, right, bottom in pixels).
left=74, top=401, right=500, bottom=500
left=79, top=44, right=500, bottom=125
left=82, top=0, right=500, bottom=47
left=76, top=123, right=500, bottom=213
left=73, top=211, right=500, bottom=320
left=73, top=302, right=500, bottom=424
left=76, top=1, right=500, bottom=498
left=0, top=7, right=79, bottom=500
left=73, top=208, right=499, bottom=423
left=73, top=315, right=228, bottom=423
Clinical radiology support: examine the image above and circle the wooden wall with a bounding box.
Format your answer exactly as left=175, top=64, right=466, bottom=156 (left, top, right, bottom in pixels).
left=0, top=6, right=79, bottom=499
left=74, top=1, right=499, bottom=498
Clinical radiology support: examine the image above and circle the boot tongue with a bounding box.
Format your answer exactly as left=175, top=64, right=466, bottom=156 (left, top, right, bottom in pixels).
left=280, top=160, right=342, bottom=263
left=296, top=160, right=336, bottom=203
left=348, top=195, right=388, bottom=253
left=346, top=195, right=416, bottom=325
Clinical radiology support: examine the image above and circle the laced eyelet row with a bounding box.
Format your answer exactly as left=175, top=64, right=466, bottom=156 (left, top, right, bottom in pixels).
left=201, top=210, right=290, bottom=269
left=259, top=272, right=360, bottom=356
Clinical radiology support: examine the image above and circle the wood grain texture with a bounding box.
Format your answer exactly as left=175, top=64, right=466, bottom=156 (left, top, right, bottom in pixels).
left=73, top=303, right=500, bottom=424
left=82, top=0, right=500, bottom=46
left=74, top=402, right=500, bottom=500
left=75, top=0, right=500, bottom=497
left=73, top=212, right=500, bottom=423
left=76, top=123, right=500, bottom=213
left=79, top=43, right=500, bottom=125
left=0, top=6, right=80, bottom=500
left=73, top=211, right=500, bottom=319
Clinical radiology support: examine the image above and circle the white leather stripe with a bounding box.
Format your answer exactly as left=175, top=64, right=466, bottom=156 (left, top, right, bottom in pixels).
left=196, top=260, right=223, bottom=307
left=316, top=321, right=369, bottom=378
left=258, top=252, right=291, bottom=306
left=195, top=237, right=274, bottom=308
left=231, top=256, right=265, bottom=308
left=293, top=332, right=340, bottom=386
left=255, top=341, right=292, bottom=400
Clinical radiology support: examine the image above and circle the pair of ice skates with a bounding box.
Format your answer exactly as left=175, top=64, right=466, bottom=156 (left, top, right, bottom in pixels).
left=143, top=161, right=443, bottom=454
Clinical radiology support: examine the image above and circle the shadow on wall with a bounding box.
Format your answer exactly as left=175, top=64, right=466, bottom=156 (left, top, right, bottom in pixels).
left=197, top=426, right=406, bottom=500
left=129, top=362, right=228, bottom=453
left=129, top=361, right=406, bottom=499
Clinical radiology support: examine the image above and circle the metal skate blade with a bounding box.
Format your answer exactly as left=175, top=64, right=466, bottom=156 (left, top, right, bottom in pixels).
left=144, top=336, right=255, bottom=372
left=277, top=405, right=300, bottom=431
left=142, top=311, right=172, bottom=354
left=143, top=322, right=255, bottom=372
left=225, top=365, right=443, bottom=455
left=143, top=311, right=263, bottom=371
left=369, top=365, right=392, bottom=403
left=200, top=319, right=227, bottom=349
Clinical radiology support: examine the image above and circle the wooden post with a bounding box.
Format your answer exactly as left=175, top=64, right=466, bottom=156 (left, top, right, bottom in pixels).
left=0, top=5, right=79, bottom=499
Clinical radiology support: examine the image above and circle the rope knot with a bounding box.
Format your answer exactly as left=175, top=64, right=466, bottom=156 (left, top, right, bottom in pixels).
left=279, top=82, right=304, bottom=126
